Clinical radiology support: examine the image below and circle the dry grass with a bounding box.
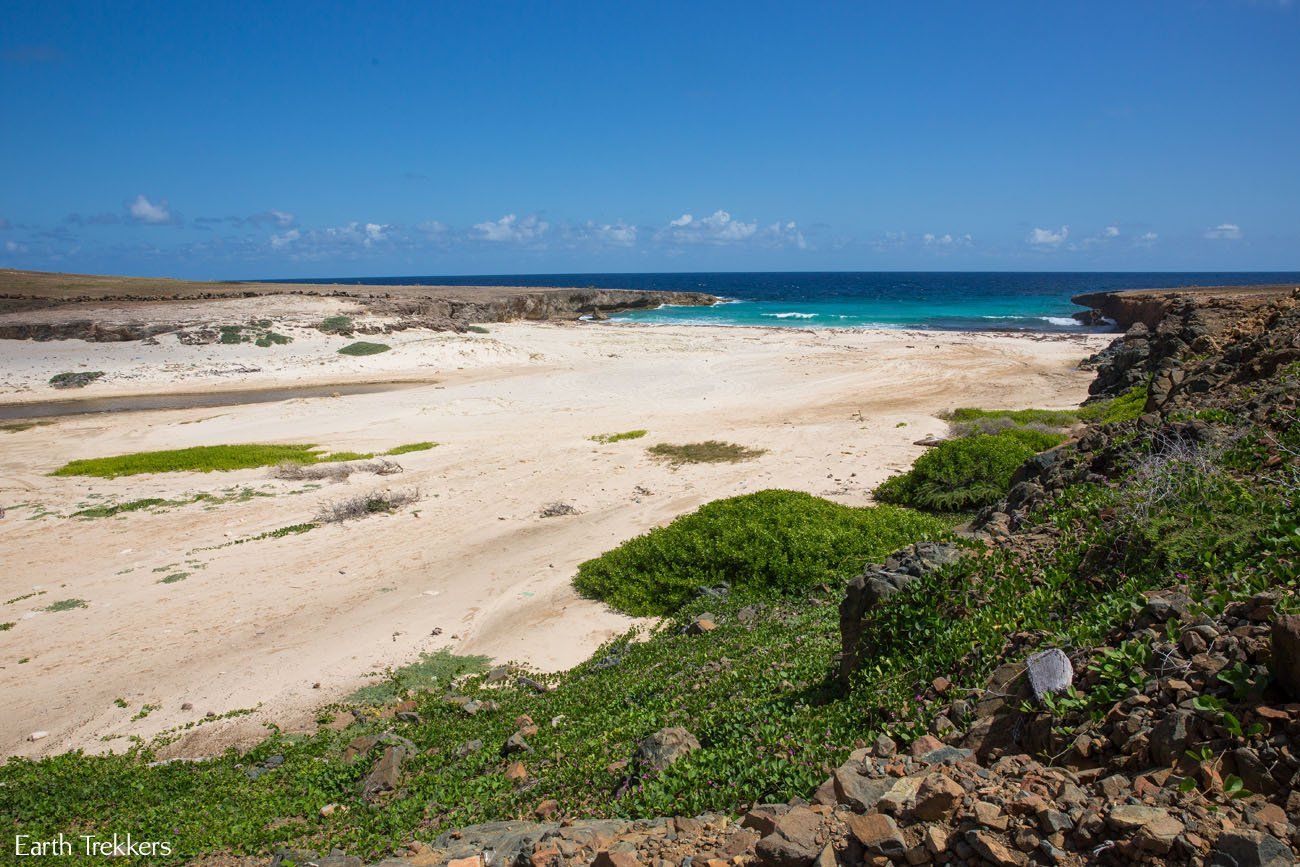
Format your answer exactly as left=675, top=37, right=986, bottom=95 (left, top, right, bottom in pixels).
left=539, top=501, right=580, bottom=518
left=647, top=441, right=767, bottom=466
left=315, top=488, right=420, bottom=523
left=271, top=459, right=403, bottom=482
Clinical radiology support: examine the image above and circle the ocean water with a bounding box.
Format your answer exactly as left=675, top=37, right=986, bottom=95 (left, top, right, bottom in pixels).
left=283, top=272, right=1300, bottom=332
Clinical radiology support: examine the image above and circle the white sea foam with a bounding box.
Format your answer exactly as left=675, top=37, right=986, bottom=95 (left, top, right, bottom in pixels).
left=762, top=312, right=817, bottom=319
left=1040, top=316, right=1081, bottom=327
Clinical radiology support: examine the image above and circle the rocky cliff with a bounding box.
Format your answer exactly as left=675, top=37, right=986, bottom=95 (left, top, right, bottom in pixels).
left=0, top=279, right=716, bottom=342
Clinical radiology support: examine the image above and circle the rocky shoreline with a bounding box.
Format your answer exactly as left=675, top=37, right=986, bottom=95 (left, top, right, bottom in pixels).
left=0, top=268, right=717, bottom=341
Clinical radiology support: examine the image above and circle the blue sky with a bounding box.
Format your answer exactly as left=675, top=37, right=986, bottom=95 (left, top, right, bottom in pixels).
left=1, top=1, right=1298, bottom=279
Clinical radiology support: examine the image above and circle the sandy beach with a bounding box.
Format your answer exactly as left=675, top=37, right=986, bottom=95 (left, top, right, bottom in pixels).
left=0, top=314, right=1111, bottom=758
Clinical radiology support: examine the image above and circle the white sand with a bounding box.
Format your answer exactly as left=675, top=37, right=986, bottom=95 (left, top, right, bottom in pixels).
left=0, top=319, right=1111, bottom=757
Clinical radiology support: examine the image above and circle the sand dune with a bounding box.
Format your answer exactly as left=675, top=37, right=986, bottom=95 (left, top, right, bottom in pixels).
left=0, top=319, right=1111, bottom=758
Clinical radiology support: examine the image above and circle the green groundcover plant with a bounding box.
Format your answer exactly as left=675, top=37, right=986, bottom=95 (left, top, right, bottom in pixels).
left=574, top=489, right=947, bottom=616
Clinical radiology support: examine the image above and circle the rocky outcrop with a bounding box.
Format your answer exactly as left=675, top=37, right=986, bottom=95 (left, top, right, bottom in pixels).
left=839, top=543, right=965, bottom=687
left=1071, top=285, right=1294, bottom=332
left=0, top=283, right=717, bottom=341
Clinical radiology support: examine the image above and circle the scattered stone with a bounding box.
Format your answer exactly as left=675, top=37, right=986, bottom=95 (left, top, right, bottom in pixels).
left=360, top=746, right=405, bottom=800
left=1210, top=830, right=1294, bottom=866
left=636, top=727, right=700, bottom=772
left=754, top=806, right=822, bottom=867
left=1272, top=615, right=1300, bottom=700
left=844, top=813, right=905, bottom=859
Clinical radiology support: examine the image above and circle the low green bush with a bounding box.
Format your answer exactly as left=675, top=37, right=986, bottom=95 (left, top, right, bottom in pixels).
left=48, top=371, right=104, bottom=389
left=874, top=432, right=1042, bottom=511
left=52, top=444, right=324, bottom=478
left=647, top=441, right=765, bottom=465
left=945, top=406, right=1079, bottom=427
left=574, top=490, right=946, bottom=615
left=591, top=430, right=648, bottom=444
left=338, top=341, right=391, bottom=357
left=320, top=315, right=354, bottom=334
left=384, top=441, right=437, bottom=455
left=1078, top=384, right=1148, bottom=424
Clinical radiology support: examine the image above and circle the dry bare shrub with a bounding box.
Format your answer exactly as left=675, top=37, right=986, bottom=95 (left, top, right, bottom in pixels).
left=315, top=488, right=420, bottom=523
left=271, top=459, right=403, bottom=482
left=539, top=501, right=580, bottom=518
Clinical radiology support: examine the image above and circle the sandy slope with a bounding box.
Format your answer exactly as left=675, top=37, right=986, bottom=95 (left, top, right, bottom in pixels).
left=0, top=320, right=1111, bottom=758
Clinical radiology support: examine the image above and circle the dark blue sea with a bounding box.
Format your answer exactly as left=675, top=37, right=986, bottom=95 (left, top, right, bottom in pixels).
left=277, top=272, right=1300, bottom=332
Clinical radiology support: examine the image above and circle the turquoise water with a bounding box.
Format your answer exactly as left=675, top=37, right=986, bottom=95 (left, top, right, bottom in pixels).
left=281, top=271, right=1300, bottom=332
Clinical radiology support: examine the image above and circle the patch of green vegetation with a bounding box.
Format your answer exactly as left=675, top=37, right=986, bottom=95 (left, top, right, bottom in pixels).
left=320, top=450, right=375, bottom=463
left=5, top=591, right=45, bottom=605
left=337, top=341, right=391, bottom=357
left=1, top=421, right=52, bottom=434
left=574, top=490, right=947, bottom=616
left=72, top=497, right=172, bottom=518
left=465, top=325, right=490, bottom=334
left=114, top=698, right=128, bottom=708
left=1078, top=384, right=1149, bottom=424
left=254, top=331, right=292, bottom=348
left=647, top=440, right=766, bottom=465
left=158, top=572, right=190, bottom=585
left=0, top=622, right=13, bottom=631
left=348, top=650, right=491, bottom=706
left=946, top=406, right=1080, bottom=427
left=874, top=431, right=1046, bottom=511
left=320, top=315, right=355, bottom=334
left=996, top=427, right=1067, bottom=451
left=48, top=371, right=105, bottom=389
left=591, top=430, right=648, bottom=444
left=54, top=444, right=324, bottom=478
left=218, top=325, right=245, bottom=345
left=384, top=441, right=437, bottom=455
left=131, top=704, right=160, bottom=721
left=43, top=598, right=87, bottom=613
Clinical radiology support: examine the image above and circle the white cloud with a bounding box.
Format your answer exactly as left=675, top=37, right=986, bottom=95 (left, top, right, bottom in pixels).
left=473, top=213, right=549, bottom=243
left=4, top=239, right=27, bottom=254
left=767, top=221, right=807, bottom=250
left=923, top=232, right=973, bottom=247
left=1028, top=225, right=1069, bottom=246
left=417, top=220, right=448, bottom=235
left=574, top=221, right=638, bottom=246
left=1204, top=223, right=1242, bottom=240
left=1136, top=231, right=1158, bottom=246
left=128, top=194, right=174, bottom=225
left=270, top=229, right=300, bottom=249
left=660, top=209, right=759, bottom=244
left=1103, top=225, right=1120, bottom=238
left=249, top=209, right=296, bottom=228
left=364, top=222, right=387, bottom=243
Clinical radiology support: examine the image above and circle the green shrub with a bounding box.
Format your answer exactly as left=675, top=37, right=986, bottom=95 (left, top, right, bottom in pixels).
left=320, top=315, right=354, bottom=334
left=946, top=407, right=1079, bottom=427
left=874, top=432, right=1041, bottom=511
left=337, top=341, right=391, bottom=357
left=574, top=490, right=946, bottom=616
left=48, top=371, right=104, bottom=389
left=384, top=442, right=437, bottom=455
left=466, top=325, right=490, bottom=334
left=52, top=444, right=324, bottom=478
left=348, top=650, right=491, bottom=706
left=647, top=441, right=765, bottom=465
left=254, top=331, right=292, bottom=347
left=591, top=430, right=648, bottom=444
left=1078, top=385, right=1148, bottom=424
left=996, top=428, right=1067, bottom=451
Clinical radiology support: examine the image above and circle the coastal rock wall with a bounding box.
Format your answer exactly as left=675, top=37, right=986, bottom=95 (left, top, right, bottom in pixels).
left=0, top=286, right=716, bottom=341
